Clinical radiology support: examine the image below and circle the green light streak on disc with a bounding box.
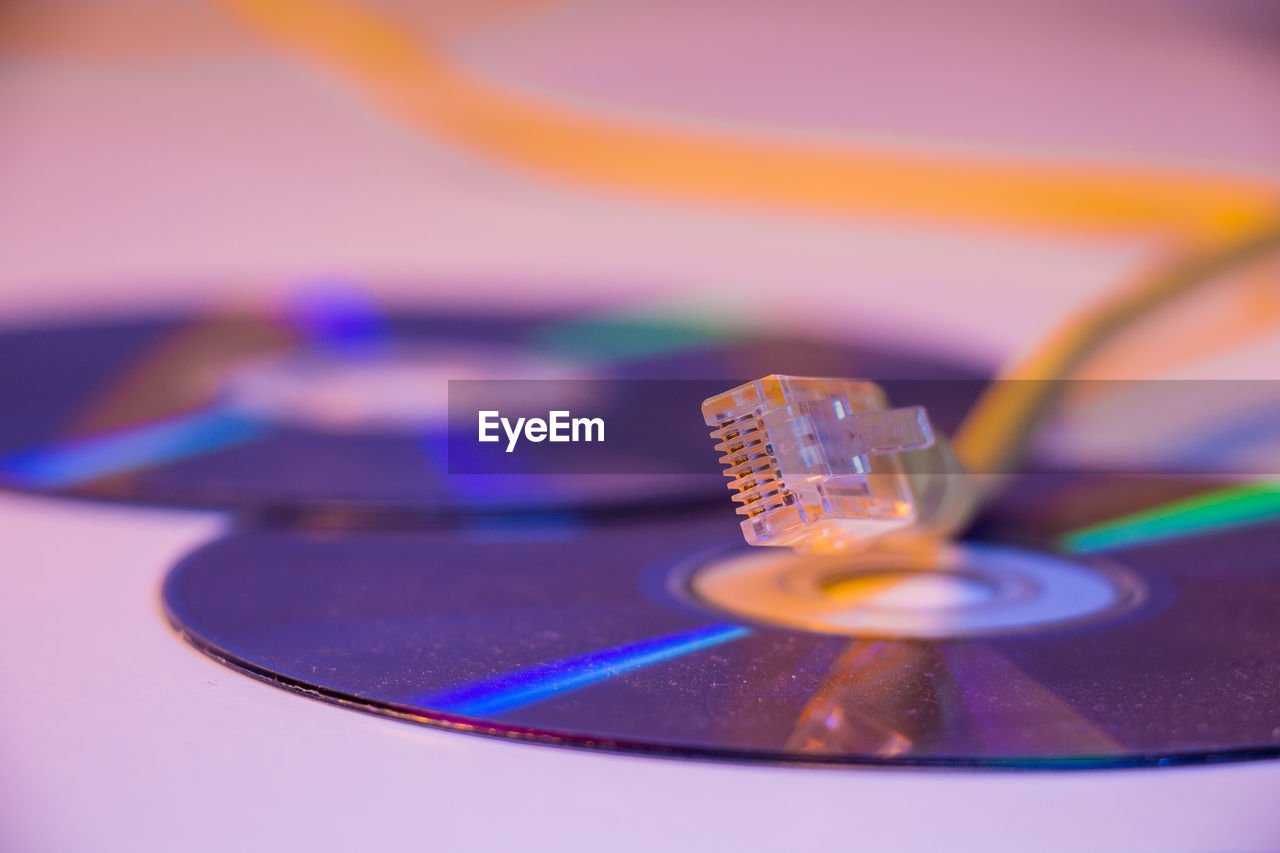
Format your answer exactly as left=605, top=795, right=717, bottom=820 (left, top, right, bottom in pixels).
left=1061, top=482, right=1280, bottom=554
left=532, top=314, right=738, bottom=361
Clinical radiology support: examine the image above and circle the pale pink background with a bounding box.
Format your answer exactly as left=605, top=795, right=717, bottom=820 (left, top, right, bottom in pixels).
left=2, top=2, right=1279, bottom=850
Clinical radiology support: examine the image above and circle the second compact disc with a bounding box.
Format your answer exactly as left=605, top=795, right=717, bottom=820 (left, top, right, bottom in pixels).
left=0, top=301, right=976, bottom=515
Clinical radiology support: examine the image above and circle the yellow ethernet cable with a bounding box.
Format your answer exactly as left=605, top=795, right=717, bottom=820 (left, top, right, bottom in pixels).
left=704, top=218, right=1280, bottom=553
left=952, top=216, right=1280, bottom=484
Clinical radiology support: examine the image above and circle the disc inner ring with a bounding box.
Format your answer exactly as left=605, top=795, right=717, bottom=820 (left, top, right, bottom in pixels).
left=687, top=542, right=1143, bottom=639
left=218, top=342, right=586, bottom=432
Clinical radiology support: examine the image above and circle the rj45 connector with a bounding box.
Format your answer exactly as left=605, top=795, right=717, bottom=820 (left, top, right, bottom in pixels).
left=702, top=375, right=938, bottom=552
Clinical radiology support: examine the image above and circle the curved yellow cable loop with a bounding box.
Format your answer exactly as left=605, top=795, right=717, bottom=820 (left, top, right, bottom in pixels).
left=217, top=0, right=1276, bottom=235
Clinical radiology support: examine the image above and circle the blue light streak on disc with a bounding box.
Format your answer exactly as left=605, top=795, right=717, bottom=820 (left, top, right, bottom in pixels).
left=0, top=410, right=268, bottom=488
left=425, top=623, right=751, bottom=717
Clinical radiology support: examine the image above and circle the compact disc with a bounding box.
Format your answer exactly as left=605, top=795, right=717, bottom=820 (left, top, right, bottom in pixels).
left=162, top=475, right=1280, bottom=767
left=0, top=302, right=976, bottom=513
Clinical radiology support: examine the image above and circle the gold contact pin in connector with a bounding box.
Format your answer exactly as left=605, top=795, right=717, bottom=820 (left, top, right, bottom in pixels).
left=710, top=414, right=793, bottom=517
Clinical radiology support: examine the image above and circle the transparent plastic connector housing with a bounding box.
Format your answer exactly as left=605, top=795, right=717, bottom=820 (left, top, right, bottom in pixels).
left=702, top=375, right=941, bottom=552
